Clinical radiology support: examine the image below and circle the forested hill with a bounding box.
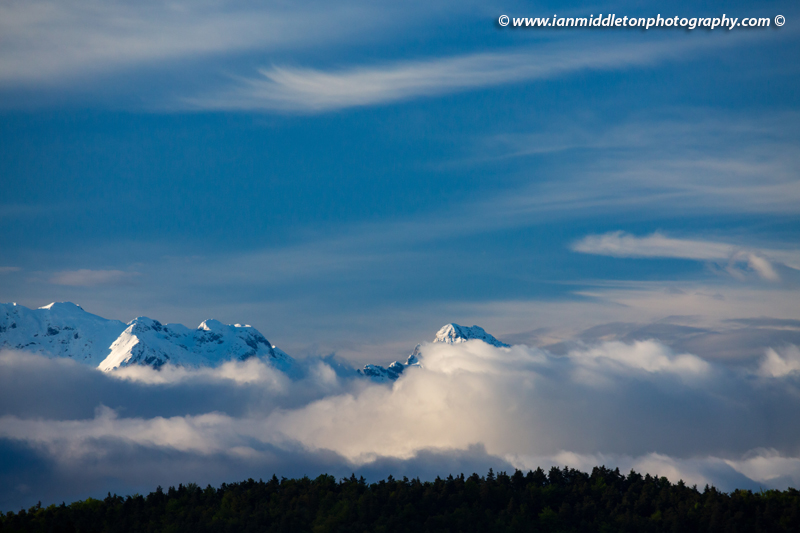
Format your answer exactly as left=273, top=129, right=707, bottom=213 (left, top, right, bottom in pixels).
left=2, top=467, right=799, bottom=533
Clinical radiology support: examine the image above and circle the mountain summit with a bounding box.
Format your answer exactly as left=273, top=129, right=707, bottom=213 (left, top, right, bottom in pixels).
left=433, top=324, right=510, bottom=348
left=98, top=316, right=293, bottom=372
left=359, top=323, right=508, bottom=382
left=0, top=302, right=127, bottom=366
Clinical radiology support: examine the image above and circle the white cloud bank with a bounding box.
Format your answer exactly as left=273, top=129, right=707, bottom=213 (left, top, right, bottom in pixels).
left=2, top=337, right=800, bottom=509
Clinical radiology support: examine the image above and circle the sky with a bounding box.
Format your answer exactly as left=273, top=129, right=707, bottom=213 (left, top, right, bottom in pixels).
left=1, top=0, right=799, bottom=511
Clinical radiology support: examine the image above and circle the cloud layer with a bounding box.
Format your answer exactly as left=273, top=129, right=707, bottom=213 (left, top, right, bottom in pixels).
left=2, top=333, right=800, bottom=510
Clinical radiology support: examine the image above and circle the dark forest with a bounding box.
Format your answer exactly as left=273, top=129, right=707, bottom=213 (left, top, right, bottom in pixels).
left=2, top=466, right=799, bottom=532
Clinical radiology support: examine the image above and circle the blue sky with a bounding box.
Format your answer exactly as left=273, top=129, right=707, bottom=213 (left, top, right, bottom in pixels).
left=1, top=0, right=798, bottom=363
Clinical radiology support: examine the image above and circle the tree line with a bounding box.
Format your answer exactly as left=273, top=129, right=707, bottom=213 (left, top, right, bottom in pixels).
left=2, top=466, right=798, bottom=532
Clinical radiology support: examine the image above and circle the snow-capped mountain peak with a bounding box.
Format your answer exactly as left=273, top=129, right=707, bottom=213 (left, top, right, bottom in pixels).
left=127, top=316, right=166, bottom=333
left=0, top=302, right=127, bottom=366
left=98, top=316, right=292, bottom=372
left=359, top=324, right=508, bottom=382
left=434, top=323, right=509, bottom=348
left=198, top=319, right=224, bottom=331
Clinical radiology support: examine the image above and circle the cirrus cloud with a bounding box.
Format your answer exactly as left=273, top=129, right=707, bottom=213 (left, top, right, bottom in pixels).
left=571, top=231, right=800, bottom=282
left=48, top=269, right=141, bottom=287
left=186, top=38, right=724, bottom=112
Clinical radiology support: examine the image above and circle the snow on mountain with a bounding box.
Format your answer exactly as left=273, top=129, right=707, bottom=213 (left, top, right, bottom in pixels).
left=359, top=362, right=406, bottom=382
left=0, top=302, right=293, bottom=373
left=359, top=345, right=422, bottom=382
left=98, top=316, right=294, bottom=372
left=0, top=302, right=127, bottom=366
left=433, top=323, right=509, bottom=348
left=360, top=323, right=508, bottom=382
left=1, top=303, right=506, bottom=380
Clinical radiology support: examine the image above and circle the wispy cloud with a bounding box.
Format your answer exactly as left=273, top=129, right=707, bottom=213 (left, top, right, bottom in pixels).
left=0, top=267, right=21, bottom=275
left=187, top=38, right=720, bottom=112
left=572, top=231, right=800, bottom=281
left=476, top=112, right=800, bottom=218
left=49, top=269, right=141, bottom=287
left=0, top=0, right=415, bottom=86
left=573, top=232, right=737, bottom=261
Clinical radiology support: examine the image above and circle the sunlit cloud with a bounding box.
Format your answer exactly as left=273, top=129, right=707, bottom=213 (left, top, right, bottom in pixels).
left=758, top=345, right=800, bottom=378
left=565, top=340, right=710, bottom=383
left=110, top=358, right=293, bottom=388
left=3, top=328, right=800, bottom=509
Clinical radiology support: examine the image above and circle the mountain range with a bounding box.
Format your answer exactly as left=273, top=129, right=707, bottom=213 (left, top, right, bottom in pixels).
left=0, top=302, right=508, bottom=380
